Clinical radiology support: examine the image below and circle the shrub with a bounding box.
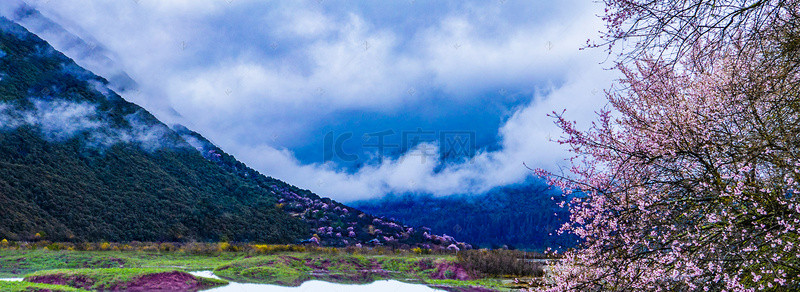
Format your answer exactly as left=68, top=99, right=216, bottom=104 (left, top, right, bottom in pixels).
left=457, top=249, right=544, bottom=277
left=159, top=243, right=177, bottom=252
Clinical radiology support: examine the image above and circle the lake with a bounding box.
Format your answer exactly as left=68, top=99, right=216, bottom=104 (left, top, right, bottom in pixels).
left=189, top=271, right=444, bottom=292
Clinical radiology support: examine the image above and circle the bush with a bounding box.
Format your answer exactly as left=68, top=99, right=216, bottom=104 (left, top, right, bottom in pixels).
left=252, top=244, right=306, bottom=254
left=457, top=249, right=544, bottom=277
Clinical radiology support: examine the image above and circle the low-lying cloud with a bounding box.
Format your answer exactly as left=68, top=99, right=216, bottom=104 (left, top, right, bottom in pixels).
left=0, top=99, right=180, bottom=152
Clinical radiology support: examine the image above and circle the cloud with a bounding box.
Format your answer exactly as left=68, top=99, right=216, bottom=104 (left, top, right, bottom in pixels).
left=24, top=99, right=104, bottom=141
left=0, top=99, right=182, bottom=151
left=12, top=0, right=614, bottom=201
left=224, top=63, right=614, bottom=201
left=420, top=15, right=590, bottom=95
left=272, top=6, right=336, bottom=38
left=168, top=13, right=425, bottom=119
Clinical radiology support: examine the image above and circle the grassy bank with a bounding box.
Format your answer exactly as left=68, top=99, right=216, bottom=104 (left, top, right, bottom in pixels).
left=0, top=249, right=240, bottom=277
left=23, top=268, right=227, bottom=291
left=0, top=281, right=89, bottom=292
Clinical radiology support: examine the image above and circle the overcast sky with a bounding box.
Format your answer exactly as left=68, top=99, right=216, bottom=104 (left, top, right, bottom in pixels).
left=2, top=0, right=614, bottom=201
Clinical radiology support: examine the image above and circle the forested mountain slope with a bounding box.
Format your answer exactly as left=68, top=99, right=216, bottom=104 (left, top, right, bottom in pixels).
left=0, top=17, right=307, bottom=243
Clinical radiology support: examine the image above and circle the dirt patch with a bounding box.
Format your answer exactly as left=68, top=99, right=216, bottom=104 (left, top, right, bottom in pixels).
left=304, top=257, right=333, bottom=270
left=338, top=257, right=364, bottom=269
left=110, top=271, right=206, bottom=291
left=416, top=258, right=435, bottom=270
left=27, top=271, right=217, bottom=291
left=26, top=275, right=95, bottom=289
left=430, top=262, right=472, bottom=280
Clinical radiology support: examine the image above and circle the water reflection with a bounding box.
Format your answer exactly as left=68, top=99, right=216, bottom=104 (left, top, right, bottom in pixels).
left=190, top=271, right=444, bottom=292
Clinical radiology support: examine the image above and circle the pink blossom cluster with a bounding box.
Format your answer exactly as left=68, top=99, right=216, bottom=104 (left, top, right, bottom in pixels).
left=271, top=186, right=470, bottom=249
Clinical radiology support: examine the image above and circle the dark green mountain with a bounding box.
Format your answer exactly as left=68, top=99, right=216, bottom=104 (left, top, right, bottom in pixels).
left=353, top=182, right=578, bottom=251
left=0, top=17, right=307, bottom=243
left=0, top=17, right=466, bottom=249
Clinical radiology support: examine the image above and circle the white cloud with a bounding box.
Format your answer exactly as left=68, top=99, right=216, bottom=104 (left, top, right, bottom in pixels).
left=421, top=14, right=591, bottom=96
left=25, top=99, right=104, bottom=141
left=221, top=62, right=613, bottom=201
left=272, top=7, right=336, bottom=38
left=0, top=99, right=179, bottom=151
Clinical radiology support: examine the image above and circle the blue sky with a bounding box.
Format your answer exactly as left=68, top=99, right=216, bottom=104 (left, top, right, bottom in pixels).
left=2, top=0, right=614, bottom=201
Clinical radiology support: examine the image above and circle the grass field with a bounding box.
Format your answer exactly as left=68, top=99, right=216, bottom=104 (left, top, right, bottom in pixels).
left=0, top=243, right=547, bottom=291
left=0, top=281, right=89, bottom=292
left=0, top=249, right=240, bottom=277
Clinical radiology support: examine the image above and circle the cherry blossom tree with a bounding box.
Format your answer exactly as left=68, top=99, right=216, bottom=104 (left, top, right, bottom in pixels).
left=596, top=0, right=797, bottom=65
left=540, top=0, right=800, bottom=291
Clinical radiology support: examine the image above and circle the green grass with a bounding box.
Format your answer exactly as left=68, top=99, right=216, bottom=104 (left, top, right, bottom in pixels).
left=0, top=248, right=528, bottom=291
left=0, top=281, right=89, bottom=292
left=0, top=249, right=242, bottom=277
left=427, top=278, right=508, bottom=290
left=197, top=276, right=230, bottom=287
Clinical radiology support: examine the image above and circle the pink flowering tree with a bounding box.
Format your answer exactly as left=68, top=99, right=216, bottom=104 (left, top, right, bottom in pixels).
left=541, top=1, right=800, bottom=291
left=595, top=0, right=795, bottom=66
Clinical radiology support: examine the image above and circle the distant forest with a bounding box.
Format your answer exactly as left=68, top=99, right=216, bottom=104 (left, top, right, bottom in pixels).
left=353, top=181, right=577, bottom=251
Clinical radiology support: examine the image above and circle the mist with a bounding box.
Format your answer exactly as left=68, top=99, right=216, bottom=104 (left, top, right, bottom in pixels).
left=0, top=99, right=183, bottom=152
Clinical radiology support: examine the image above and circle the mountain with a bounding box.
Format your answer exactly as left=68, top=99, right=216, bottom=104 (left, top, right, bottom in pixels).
left=352, top=181, right=577, bottom=251
left=0, top=16, right=306, bottom=243
left=0, top=16, right=466, bottom=249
